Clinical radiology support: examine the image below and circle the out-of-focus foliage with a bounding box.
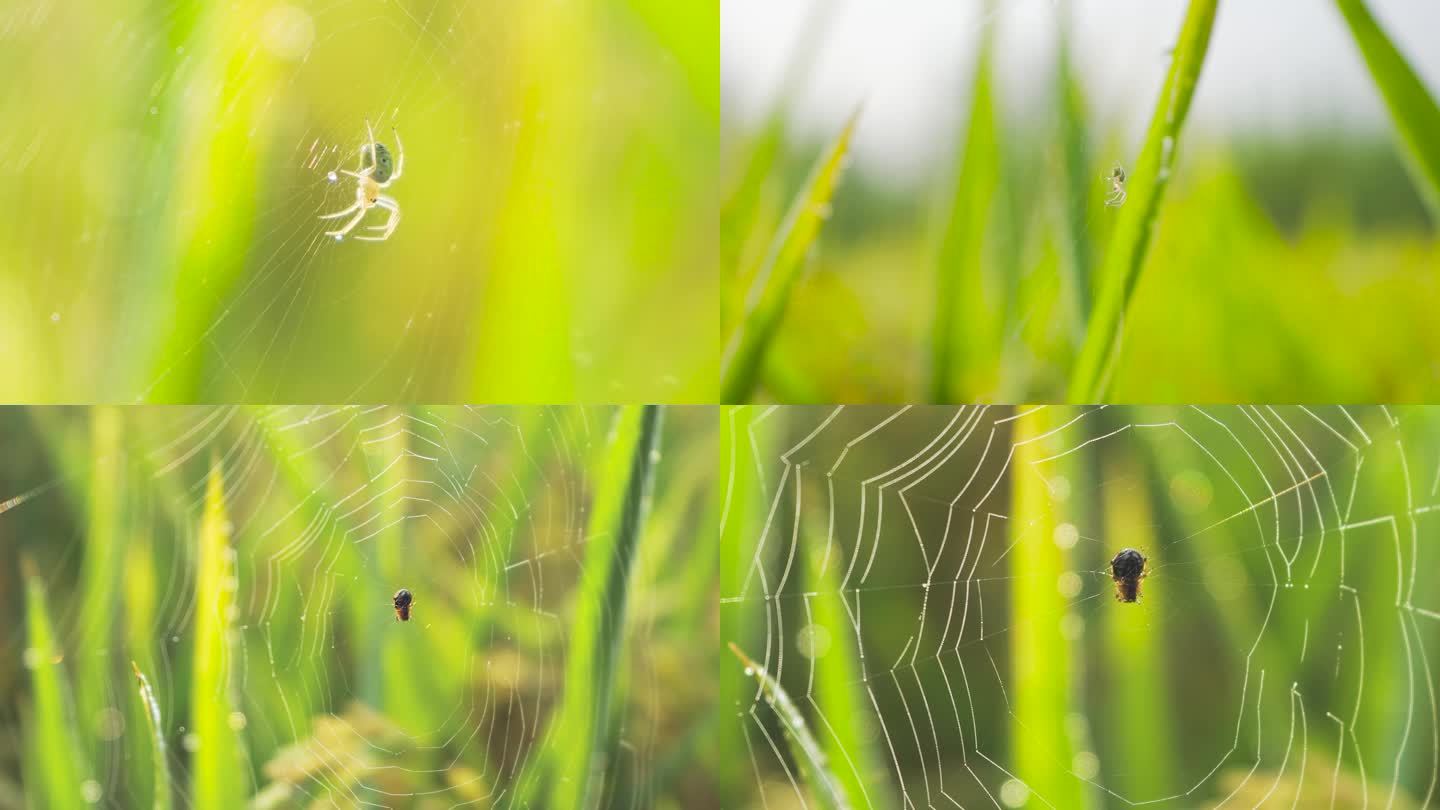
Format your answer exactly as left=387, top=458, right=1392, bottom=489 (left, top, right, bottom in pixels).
left=0, top=0, right=717, bottom=402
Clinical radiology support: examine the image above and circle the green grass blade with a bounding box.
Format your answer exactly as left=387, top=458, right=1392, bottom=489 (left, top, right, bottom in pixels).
left=467, top=5, right=584, bottom=401
left=131, top=662, right=174, bottom=810
left=931, top=30, right=999, bottom=402
left=721, top=111, right=859, bottom=403
left=728, top=642, right=851, bottom=810
left=1010, top=407, right=1087, bottom=809
left=248, top=407, right=382, bottom=709
left=21, top=556, right=94, bottom=810
left=1098, top=453, right=1174, bottom=799
left=139, top=4, right=283, bottom=400
left=76, top=407, right=125, bottom=763
left=803, top=505, right=891, bottom=809
left=545, top=405, right=663, bottom=808
left=1057, top=10, right=1095, bottom=345
left=105, top=1, right=204, bottom=397
left=721, top=2, right=835, bottom=292
left=1068, top=0, right=1219, bottom=401
left=189, top=457, right=249, bottom=806
left=1333, top=0, right=1440, bottom=222
left=717, top=405, right=783, bottom=802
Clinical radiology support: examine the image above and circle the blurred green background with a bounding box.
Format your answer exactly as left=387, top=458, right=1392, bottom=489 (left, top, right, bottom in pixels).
left=0, top=405, right=719, bottom=808
left=0, top=0, right=717, bottom=402
left=721, top=0, right=1440, bottom=403
left=720, top=405, right=1440, bottom=808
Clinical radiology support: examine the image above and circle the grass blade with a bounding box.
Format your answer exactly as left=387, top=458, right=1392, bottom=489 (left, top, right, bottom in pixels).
left=189, top=457, right=249, bottom=806
left=1009, top=406, right=1088, bottom=809
left=21, top=555, right=95, bottom=810
left=1068, top=0, right=1219, bottom=401
left=76, top=407, right=125, bottom=764
left=248, top=407, right=382, bottom=710
left=728, top=642, right=851, bottom=810
left=1333, top=0, right=1440, bottom=222
left=1098, top=452, right=1174, bottom=799
left=721, top=111, right=859, bottom=403
left=931, top=29, right=999, bottom=402
left=1056, top=9, right=1095, bottom=345
left=722, top=1, right=835, bottom=291
left=717, top=406, right=785, bottom=802
left=803, top=504, right=891, bottom=809
left=467, top=5, right=584, bottom=401
left=545, top=405, right=663, bottom=808
left=138, top=4, right=283, bottom=400
left=131, top=662, right=174, bottom=810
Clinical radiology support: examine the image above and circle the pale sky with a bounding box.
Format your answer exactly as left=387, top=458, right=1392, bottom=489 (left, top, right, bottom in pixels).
left=722, top=0, right=1440, bottom=183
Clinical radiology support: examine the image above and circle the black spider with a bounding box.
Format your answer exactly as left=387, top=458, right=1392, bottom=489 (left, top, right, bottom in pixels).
left=392, top=588, right=414, bottom=622
left=1110, top=548, right=1147, bottom=603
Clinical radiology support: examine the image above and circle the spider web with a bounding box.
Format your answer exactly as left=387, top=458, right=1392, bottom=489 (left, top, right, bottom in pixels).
left=722, top=405, right=1440, bottom=808
left=1, top=0, right=715, bottom=401
left=0, top=405, right=716, bottom=807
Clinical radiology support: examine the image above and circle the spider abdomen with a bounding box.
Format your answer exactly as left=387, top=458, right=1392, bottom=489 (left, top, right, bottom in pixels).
left=1110, top=548, right=1147, bottom=603
left=393, top=588, right=413, bottom=621
left=367, top=142, right=394, bottom=184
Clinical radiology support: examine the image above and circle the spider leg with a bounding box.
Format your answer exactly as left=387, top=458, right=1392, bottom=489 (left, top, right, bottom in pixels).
left=378, top=127, right=403, bottom=186
left=353, top=120, right=379, bottom=176
left=325, top=206, right=368, bottom=239
left=317, top=201, right=361, bottom=220
left=354, top=196, right=400, bottom=241
left=340, top=169, right=373, bottom=180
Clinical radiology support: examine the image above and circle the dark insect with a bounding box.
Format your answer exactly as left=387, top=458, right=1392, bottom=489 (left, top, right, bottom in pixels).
left=392, top=588, right=413, bottom=621
left=1110, top=548, right=1147, bottom=603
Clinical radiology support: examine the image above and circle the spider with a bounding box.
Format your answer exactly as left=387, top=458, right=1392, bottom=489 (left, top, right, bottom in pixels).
left=320, top=121, right=404, bottom=241
left=392, top=588, right=414, bottom=622
left=1109, top=548, right=1147, bottom=603
left=1104, top=165, right=1127, bottom=208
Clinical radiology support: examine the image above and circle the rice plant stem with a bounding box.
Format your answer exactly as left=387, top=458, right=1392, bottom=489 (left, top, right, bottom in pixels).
left=1068, top=0, right=1219, bottom=401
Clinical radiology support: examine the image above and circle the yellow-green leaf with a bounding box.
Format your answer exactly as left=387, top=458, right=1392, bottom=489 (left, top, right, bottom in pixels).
left=722, top=111, right=859, bottom=403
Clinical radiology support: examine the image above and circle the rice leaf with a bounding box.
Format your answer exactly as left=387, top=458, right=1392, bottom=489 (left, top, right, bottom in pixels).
left=728, top=642, right=851, bottom=810
left=105, top=2, right=205, bottom=397
left=248, top=407, right=381, bottom=705
left=1056, top=12, right=1095, bottom=345
left=76, top=407, right=125, bottom=763
left=722, top=2, right=836, bottom=292
left=1068, top=0, right=1219, bottom=401
left=803, top=504, right=891, bottom=809
left=468, top=5, right=584, bottom=401
left=1334, top=0, right=1440, bottom=222
left=931, top=28, right=999, bottom=403
left=717, top=405, right=783, bottom=803
left=22, top=555, right=94, bottom=810
left=1099, top=453, right=1174, bottom=799
left=545, top=405, right=663, bottom=808
left=722, top=111, right=859, bottom=403
left=131, top=662, right=174, bottom=810
left=1010, top=407, right=1088, bottom=809
left=189, top=457, right=249, bottom=806
left=140, top=4, right=283, bottom=400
